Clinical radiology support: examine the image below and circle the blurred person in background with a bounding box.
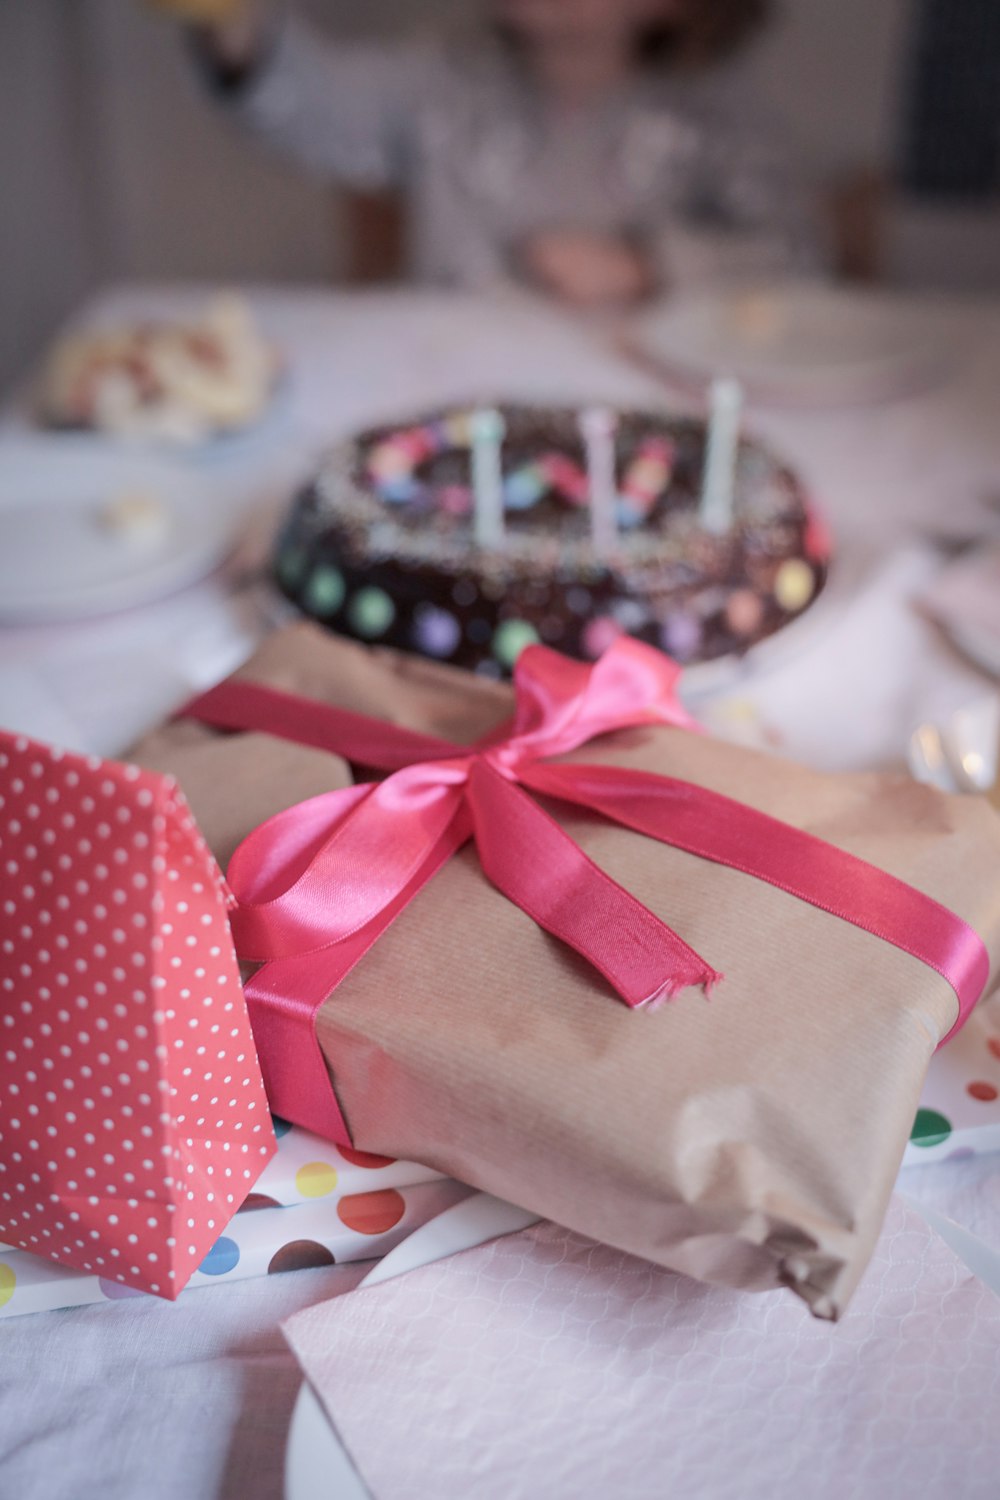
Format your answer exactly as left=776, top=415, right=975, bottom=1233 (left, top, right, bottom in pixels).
left=154, top=0, right=813, bottom=307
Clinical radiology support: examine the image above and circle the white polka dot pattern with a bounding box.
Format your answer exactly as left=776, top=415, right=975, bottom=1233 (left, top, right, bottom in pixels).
left=0, top=732, right=276, bottom=1299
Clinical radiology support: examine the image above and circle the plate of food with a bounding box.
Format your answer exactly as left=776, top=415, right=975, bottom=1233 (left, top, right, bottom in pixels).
left=269, top=396, right=834, bottom=694
left=624, top=282, right=953, bottom=406
left=0, top=440, right=238, bottom=622
left=35, top=293, right=282, bottom=445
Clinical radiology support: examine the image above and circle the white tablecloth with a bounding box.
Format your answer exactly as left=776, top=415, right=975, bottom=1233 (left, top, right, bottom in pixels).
left=1, top=285, right=999, bottom=1500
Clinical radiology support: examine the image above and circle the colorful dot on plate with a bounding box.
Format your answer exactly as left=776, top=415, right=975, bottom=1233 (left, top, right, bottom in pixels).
left=294, top=1161, right=339, bottom=1198
left=581, top=616, right=623, bottom=661
left=336, top=1145, right=396, bottom=1169
left=348, top=587, right=395, bottom=639
left=270, top=1115, right=293, bottom=1138
left=337, top=1189, right=406, bottom=1236
left=242, top=1192, right=281, bottom=1211
left=198, top=1235, right=241, bottom=1276
left=909, top=1107, right=952, bottom=1147
left=304, top=565, right=345, bottom=616
left=967, top=1081, right=999, bottom=1103
left=0, top=1263, right=15, bottom=1308
left=414, top=604, right=461, bottom=658
left=268, top=1240, right=336, bottom=1275
left=660, top=613, right=702, bottom=662
left=988, top=1037, right=1000, bottom=1062
left=492, top=619, right=540, bottom=669
left=773, top=559, right=815, bottom=612
left=99, top=1276, right=147, bottom=1301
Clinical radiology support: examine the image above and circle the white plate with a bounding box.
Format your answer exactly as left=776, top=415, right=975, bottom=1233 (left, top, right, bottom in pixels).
left=285, top=1193, right=539, bottom=1500
left=0, top=440, right=236, bottom=622
left=626, top=283, right=952, bottom=405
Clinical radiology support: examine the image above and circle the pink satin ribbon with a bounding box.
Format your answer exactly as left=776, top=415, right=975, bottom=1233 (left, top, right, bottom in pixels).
left=183, top=638, right=989, bottom=1143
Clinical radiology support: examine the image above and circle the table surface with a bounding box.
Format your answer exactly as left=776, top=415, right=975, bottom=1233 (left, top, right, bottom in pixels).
left=1, top=284, right=1000, bottom=1500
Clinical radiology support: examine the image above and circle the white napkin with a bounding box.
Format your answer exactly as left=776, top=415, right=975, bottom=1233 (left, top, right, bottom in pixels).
left=285, top=1196, right=1000, bottom=1500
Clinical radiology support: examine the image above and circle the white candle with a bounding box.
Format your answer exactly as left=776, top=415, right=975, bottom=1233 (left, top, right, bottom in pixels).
left=470, top=407, right=506, bottom=550
left=699, top=377, right=744, bottom=535
left=580, top=406, right=619, bottom=561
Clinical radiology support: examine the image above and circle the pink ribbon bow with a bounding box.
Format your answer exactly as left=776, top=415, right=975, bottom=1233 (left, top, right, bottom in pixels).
left=184, top=638, right=989, bottom=1144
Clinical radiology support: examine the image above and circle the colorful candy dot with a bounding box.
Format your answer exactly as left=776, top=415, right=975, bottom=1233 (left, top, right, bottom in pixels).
left=378, top=478, right=420, bottom=505
left=268, top=1240, right=336, bottom=1275
left=198, top=1235, right=241, bottom=1276
left=611, top=598, right=648, bottom=633
left=294, top=1161, right=339, bottom=1199
left=348, top=587, right=396, bottom=639
left=271, top=1115, right=293, bottom=1138
left=0, top=1263, right=15, bottom=1308
left=413, top=604, right=461, bottom=658
left=660, top=613, right=702, bottom=662
left=726, top=589, right=765, bottom=636
left=967, top=1081, right=999, bottom=1102
left=452, top=577, right=478, bottom=608
left=304, top=566, right=345, bottom=616
left=616, top=498, right=646, bottom=530
left=504, top=464, right=548, bottom=511
left=988, top=1037, right=1000, bottom=1061
left=243, top=1192, right=281, bottom=1211
left=336, top=1145, right=396, bottom=1169
left=337, top=1189, right=406, bottom=1236
left=804, top=506, right=833, bottom=563
left=492, top=619, right=540, bottom=668
left=367, top=442, right=412, bottom=479
left=773, top=559, right=815, bottom=612
left=581, top=616, right=624, bottom=660
left=909, top=1107, right=952, bottom=1147
left=444, top=413, right=472, bottom=445
left=438, top=485, right=472, bottom=516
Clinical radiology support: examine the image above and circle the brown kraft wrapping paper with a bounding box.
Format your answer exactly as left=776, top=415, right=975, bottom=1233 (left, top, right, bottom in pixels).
left=133, top=624, right=1000, bottom=1318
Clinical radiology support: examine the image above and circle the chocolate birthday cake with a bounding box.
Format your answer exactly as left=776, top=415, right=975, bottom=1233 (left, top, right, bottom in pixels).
left=274, top=404, right=829, bottom=676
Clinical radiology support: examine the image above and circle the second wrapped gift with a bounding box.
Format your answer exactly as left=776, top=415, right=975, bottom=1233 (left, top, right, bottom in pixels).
left=134, top=625, right=1000, bottom=1318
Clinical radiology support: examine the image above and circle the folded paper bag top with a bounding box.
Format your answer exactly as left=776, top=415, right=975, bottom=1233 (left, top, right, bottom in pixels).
left=133, top=624, right=1000, bottom=1317
left=0, top=734, right=276, bottom=1297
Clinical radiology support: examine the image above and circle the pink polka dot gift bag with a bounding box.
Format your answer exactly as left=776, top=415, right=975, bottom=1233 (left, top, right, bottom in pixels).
left=0, top=731, right=276, bottom=1298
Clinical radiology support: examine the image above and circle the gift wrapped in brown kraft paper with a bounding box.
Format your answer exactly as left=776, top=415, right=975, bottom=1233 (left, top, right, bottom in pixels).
left=132, top=623, right=1000, bottom=1318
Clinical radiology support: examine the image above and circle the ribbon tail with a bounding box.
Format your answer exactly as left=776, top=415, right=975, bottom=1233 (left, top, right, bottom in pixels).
left=467, top=760, right=720, bottom=1007
left=522, top=760, right=990, bottom=1043
left=244, top=804, right=473, bottom=1142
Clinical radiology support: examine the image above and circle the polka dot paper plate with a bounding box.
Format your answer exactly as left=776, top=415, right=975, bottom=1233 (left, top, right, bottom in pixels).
left=902, top=995, right=1000, bottom=1166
